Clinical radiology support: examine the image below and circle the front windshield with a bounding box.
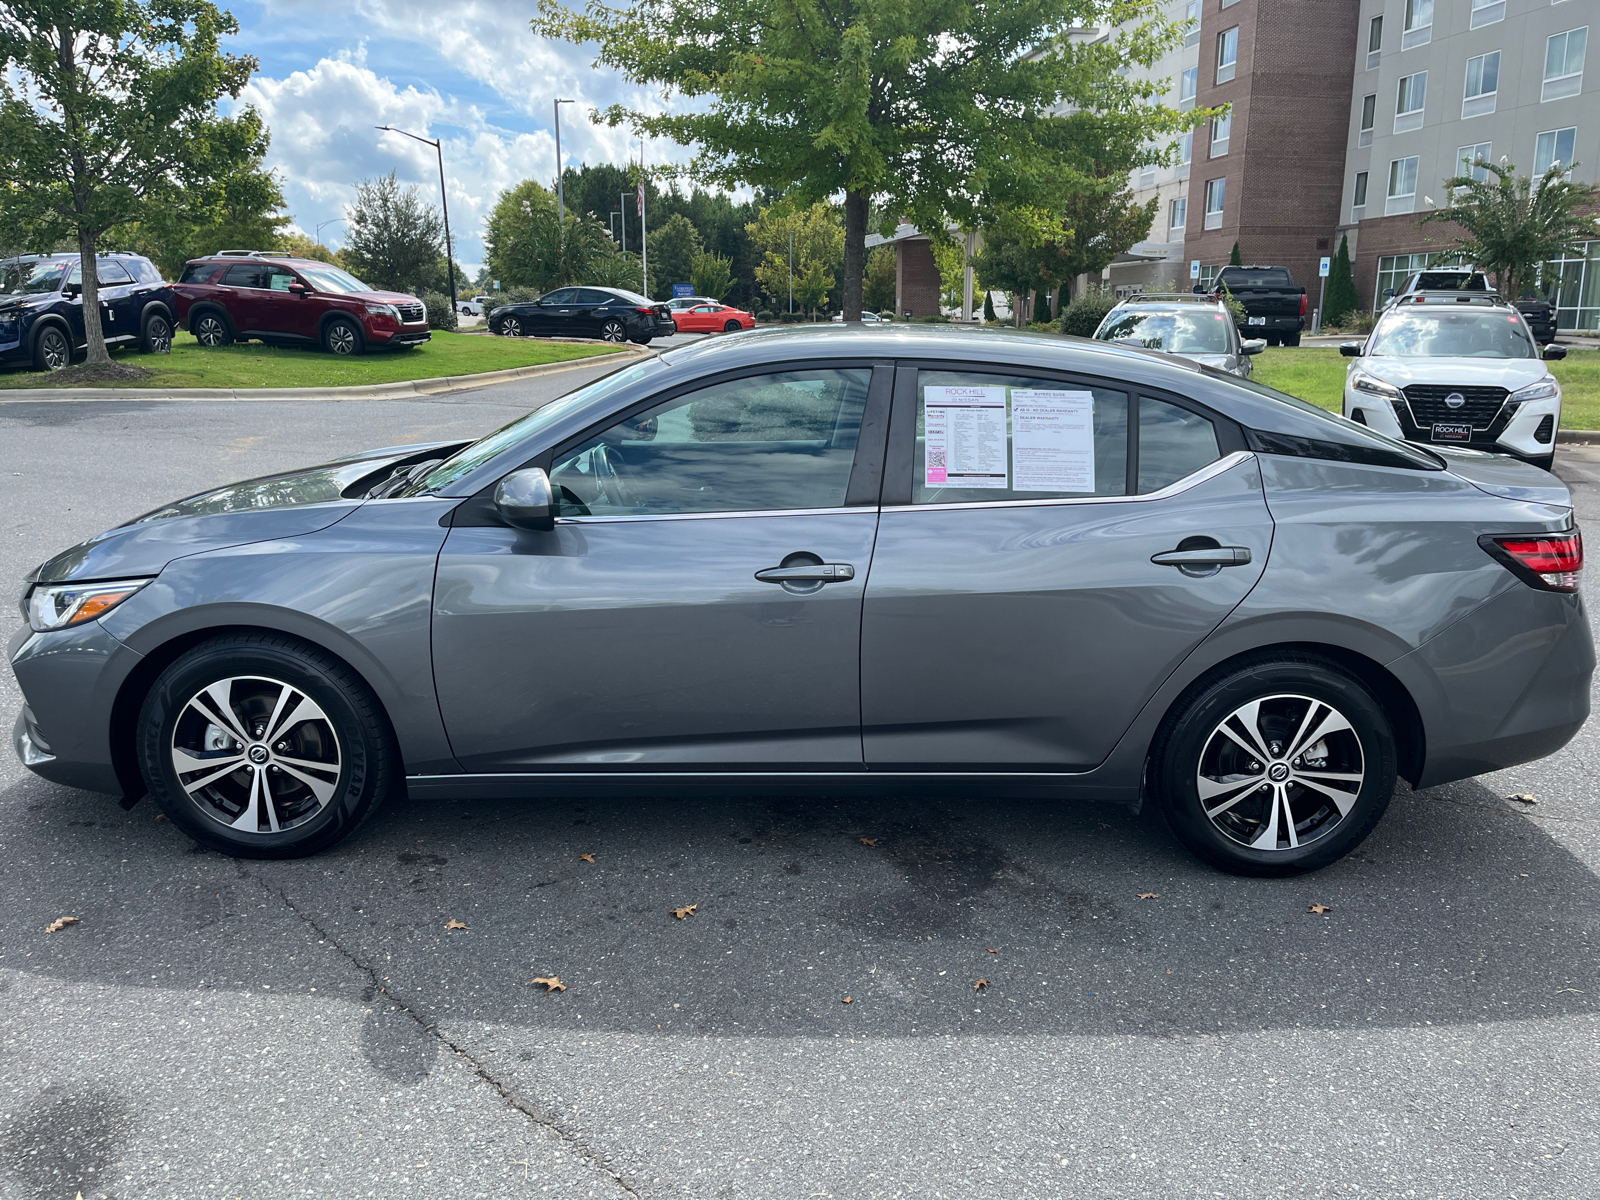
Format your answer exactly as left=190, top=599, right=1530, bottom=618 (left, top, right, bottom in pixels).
left=0, top=260, right=68, bottom=295
left=298, top=264, right=372, bottom=294
left=1099, top=308, right=1232, bottom=354
left=1367, top=308, right=1536, bottom=358
left=404, top=357, right=666, bottom=495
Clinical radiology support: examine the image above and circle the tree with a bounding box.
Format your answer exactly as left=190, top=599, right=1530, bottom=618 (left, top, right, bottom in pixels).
left=747, top=203, right=844, bottom=312
left=646, top=213, right=703, bottom=299
left=131, top=158, right=291, bottom=279
left=343, top=172, right=444, bottom=294
left=280, top=233, right=339, bottom=263
left=1054, top=173, right=1158, bottom=299
left=1229, top=241, right=1242, bottom=266
left=1324, top=233, right=1358, bottom=324
left=534, top=0, right=1193, bottom=322
left=983, top=290, right=997, bottom=323
left=484, top=179, right=560, bottom=289
left=1422, top=157, right=1600, bottom=301
left=864, top=246, right=896, bottom=313
left=691, top=250, right=735, bottom=300
left=793, top=259, right=834, bottom=319
left=0, top=0, right=262, bottom=366
left=582, top=250, right=649, bottom=292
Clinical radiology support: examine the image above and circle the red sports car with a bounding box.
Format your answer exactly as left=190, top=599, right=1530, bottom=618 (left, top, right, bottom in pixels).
left=672, top=302, right=755, bottom=333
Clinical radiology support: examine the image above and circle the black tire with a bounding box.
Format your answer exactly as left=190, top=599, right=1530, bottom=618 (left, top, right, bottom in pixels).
left=723, top=319, right=742, bottom=333
left=1282, top=332, right=1302, bottom=347
left=193, top=310, right=233, bottom=348
left=141, top=310, right=173, bottom=354
left=1264, top=333, right=1281, bottom=347
left=137, top=634, right=396, bottom=859
left=322, top=316, right=364, bottom=356
left=498, top=315, right=523, bottom=338
left=1527, top=452, right=1556, bottom=473
left=630, top=336, right=653, bottom=346
left=33, top=324, right=71, bottom=371
left=1150, top=655, right=1397, bottom=877
left=599, top=318, right=628, bottom=343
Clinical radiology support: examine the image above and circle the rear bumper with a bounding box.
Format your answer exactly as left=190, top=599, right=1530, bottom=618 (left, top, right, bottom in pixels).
left=1240, top=314, right=1304, bottom=334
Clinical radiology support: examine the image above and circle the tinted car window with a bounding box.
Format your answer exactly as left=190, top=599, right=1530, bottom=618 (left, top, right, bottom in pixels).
left=1414, top=271, right=1486, bottom=291
left=179, top=262, right=219, bottom=284
left=912, top=370, right=1129, bottom=503
left=1140, top=398, right=1220, bottom=492
left=129, top=258, right=163, bottom=283
left=222, top=264, right=268, bottom=289
left=1218, top=267, right=1292, bottom=288
left=551, top=369, right=870, bottom=516
left=4, top=260, right=69, bottom=294
left=542, top=288, right=578, bottom=305
left=574, top=289, right=611, bottom=305
left=265, top=266, right=298, bottom=291
left=95, top=261, right=134, bottom=285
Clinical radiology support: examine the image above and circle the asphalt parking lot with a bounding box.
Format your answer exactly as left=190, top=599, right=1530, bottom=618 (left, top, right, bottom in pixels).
left=1, top=372, right=1597, bottom=1199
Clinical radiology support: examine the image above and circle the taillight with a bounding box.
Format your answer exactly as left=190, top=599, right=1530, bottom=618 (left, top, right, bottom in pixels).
left=1480, top=530, right=1583, bottom=592
left=1299, top=294, right=1308, bottom=317
left=636, top=307, right=656, bottom=314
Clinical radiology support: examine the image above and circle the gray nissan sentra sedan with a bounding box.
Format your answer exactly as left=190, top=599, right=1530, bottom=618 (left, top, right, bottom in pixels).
left=10, top=327, right=1592, bottom=875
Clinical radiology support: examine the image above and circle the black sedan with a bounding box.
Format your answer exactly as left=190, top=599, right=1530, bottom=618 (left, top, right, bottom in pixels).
left=488, top=286, right=676, bottom=344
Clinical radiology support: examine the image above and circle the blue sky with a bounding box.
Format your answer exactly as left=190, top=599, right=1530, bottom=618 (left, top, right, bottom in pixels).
left=224, top=0, right=691, bottom=272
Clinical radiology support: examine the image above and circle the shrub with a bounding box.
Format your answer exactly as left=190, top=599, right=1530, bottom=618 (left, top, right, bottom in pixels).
left=912, top=314, right=950, bottom=323
left=755, top=309, right=775, bottom=322
left=1331, top=309, right=1377, bottom=335
left=421, top=292, right=458, bottom=332
left=486, top=287, right=541, bottom=315
left=1058, top=293, right=1118, bottom=338
left=879, top=311, right=896, bottom=321
left=778, top=311, right=805, bottom=323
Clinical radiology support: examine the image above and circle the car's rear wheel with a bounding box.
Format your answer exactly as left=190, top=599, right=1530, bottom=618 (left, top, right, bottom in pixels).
left=498, top=316, right=523, bottom=338
left=33, top=325, right=71, bottom=371
left=193, top=311, right=233, bottom=347
left=1282, top=332, right=1302, bottom=347
left=1151, top=656, right=1397, bottom=876
left=323, top=316, right=364, bottom=356
left=723, top=319, right=742, bottom=333
left=1264, top=333, right=1281, bottom=347
left=141, top=312, right=173, bottom=354
left=600, top=318, right=628, bottom=343
left=138, top=634, right=395, bottom=859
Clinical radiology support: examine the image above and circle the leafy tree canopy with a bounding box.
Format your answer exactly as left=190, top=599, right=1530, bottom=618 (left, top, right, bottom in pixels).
left=344, top=171, right=444, bottom=294
left=746, top=202, right=843, bottom=311
left=863, top=245, right=896, bottom=313
left=1324, top=233, right=1358, bottom=325
left=646, top=212, right=703, bottom=299
left=130, top=158, right=291, bottom=278
left=691, top=250, right=735, bottom=301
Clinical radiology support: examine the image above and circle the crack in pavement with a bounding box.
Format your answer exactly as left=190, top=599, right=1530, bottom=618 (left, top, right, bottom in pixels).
left=240, top=865, right=641, bottom=1198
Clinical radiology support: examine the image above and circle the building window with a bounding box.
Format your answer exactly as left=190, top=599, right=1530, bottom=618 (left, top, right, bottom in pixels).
left=1534, top=127, right=1578, bottom=178
left=1211, top=112, right=1231, bottom=156
left=1394, top=72, right=1426, bottom=134
left=1547, top=239, right=1600, bottom=333
left=1179, top=66, right=1198, bottom=111
left=1179, top=129, right=1193, bottom=168
left=1185, top=0, right=1200, bottom=46
left=1217, top=27, right=1238, bottom=84
left=1353, top=171, right=1369, bottom=212
left=1402, top=0, right=1433, bottom=50
left=1359, top=93, right=1376, bottom=147
left=1376, top=252, right=1466, bottom=310
left=1463, top=51, right=1500, bottom=119
left=1471, top=0, right=1505, bottom=28
left=1367, top=15, right=1383, bottom=70
left=1543, top=27, right=1588, bottom=102
left=1457, top=142, right=1493, bottom=184
left=1170, top=197, right=1187, bottom=231
left=1386, top=155, right=1419, bottom=215
left=1204, top=177, right=1226, bottom=229
left=1221, top=0, right=1238, bottom=8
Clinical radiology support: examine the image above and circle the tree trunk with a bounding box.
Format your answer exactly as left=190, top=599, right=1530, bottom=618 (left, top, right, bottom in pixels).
left=78, top=229, right=110, bottom=367
left=842, top=189, right=868, bottom=322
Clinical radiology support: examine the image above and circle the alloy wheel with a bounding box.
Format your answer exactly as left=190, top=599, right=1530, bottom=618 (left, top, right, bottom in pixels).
left=601, top=319, right=627, bottom=342
left=146, top=315, right=172, bottom=354
left=169, top=675, right=343, bottom=835
left=1195, top=693, right=1364, bottom=851
left=500, top=317, right=523, bottom=338
left=39, top=328, right=69, bottom=370
left=327, top=322, right=358, bottom=355
left=195, top=315, right=228, bottom=347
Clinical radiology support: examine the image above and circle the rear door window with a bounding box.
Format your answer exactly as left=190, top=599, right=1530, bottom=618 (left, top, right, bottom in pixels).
left=222, top=264, right=268, bottom=289
left=1139, top=397, right=1221, bottom=491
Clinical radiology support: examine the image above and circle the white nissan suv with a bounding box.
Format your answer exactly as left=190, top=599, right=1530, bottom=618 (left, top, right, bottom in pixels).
left=1340, top=291, right=1567, bottom=471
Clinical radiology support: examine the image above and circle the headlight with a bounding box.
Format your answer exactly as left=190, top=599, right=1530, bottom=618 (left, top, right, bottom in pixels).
left=365, top=303, right=399, bottom=319
left=24, top=578, right=151, bottom=632
left=1351, top=371, right=1404, bottom=401
left=1509, top=377, right=1560, bottom=404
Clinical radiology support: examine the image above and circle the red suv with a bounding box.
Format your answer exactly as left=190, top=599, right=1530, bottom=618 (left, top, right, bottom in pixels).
left=171, top=252, right=431, bottom=355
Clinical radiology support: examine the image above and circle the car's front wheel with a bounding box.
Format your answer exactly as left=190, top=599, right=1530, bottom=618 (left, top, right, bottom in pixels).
left=498, top=316, right=523, bottom=338
left=137, top=634, right=396, bottom=859
left=1151, top=656, right=1397, bottom=876
left=33, top=325, right=71, bottom=371
left=600, top=318, right=628, bottom=343
left=322, top=316, right=364, bottom=356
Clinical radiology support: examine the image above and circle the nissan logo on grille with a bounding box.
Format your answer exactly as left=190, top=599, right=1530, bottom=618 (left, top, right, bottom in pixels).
left=1444, top=392, right=1466, bottom=409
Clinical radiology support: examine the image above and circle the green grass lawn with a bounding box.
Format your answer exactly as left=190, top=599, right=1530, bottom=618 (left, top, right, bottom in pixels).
left=1251, top=346, right=1600, bottom=429
left=0, top=330, right=625, bottom=390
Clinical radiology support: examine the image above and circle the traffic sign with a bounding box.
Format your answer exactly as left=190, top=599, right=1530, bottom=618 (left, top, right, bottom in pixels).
left=1189, top=259, right=1201, bottom=280
left=1319, top=256, right=1331, bottom=278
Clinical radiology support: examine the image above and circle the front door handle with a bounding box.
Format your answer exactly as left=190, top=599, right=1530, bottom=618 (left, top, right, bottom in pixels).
left=755, top=563, right=855, bottom=583
left=1151, top=547, right=1252, bottom=567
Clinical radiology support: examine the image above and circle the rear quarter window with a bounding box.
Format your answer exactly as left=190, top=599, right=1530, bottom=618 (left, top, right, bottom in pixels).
left=179, top=263, right=218, bottom=284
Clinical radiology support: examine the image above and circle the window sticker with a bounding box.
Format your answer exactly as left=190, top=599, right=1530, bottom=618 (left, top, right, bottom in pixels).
left=924, top=385, right=1008, bottom=488
left=1012, top=389, right=1097, bottom=492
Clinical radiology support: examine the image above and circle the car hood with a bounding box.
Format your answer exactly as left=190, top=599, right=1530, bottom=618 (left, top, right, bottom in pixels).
left=1355, top=356, right=1551, bottom=392
left=1433, top=446, right=1573, bottom=508
left=28, top=442, right=459, bottom=585
left=348, top=289, right=421, bottom=306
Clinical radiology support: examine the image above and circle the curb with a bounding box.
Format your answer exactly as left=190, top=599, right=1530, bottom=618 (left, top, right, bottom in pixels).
left=1557, top=429, right=1600, bottom=445
left=0, top=348, right=640, bottom=404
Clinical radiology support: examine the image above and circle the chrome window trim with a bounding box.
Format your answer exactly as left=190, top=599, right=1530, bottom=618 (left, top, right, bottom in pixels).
left=884, top=450, right=1255, bottom=514
left=557, top=504, right=868, bottom=525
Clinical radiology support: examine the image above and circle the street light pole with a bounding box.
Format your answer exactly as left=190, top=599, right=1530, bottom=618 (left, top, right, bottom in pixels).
left=314, top=217, right=345, bottom=247
left=374, top=125, right=457, bottom=309
left=554, top=99, right=574, bottom=230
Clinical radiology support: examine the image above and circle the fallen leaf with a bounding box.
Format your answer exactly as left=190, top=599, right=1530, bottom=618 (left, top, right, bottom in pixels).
left=1098, top=822, right=1112, bottom=829
left=841, top=996, right=853, bottom=1005
left=974, top=979, right=989, bottom=991
left=444, top=919, right=469, bottom=931
left=44, top=916, right=79, bottom=933
left=986, top=948, right=998, bottom=954
left=1520, top=873, right=1530, bottom=878
left=671, top=903, right=698, bottom=919
left=530, top=976, right=567, bottom=993
left=1166, top=968, right=1173, bottom=975
left=1508, top=793, right=1539, bottom=805
left=1137, top=892, right=1160, bottom=900
left=153, top=813, right=167, bottom=822
left=578, top=852, right=595, bottom=863
left=859, top=837, right=879, bottom=847
left=1308, top=903, right=1333, bottom=915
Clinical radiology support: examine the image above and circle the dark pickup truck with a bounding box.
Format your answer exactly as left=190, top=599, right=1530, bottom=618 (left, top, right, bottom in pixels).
left=1211, top=265, right=1307, bottom=346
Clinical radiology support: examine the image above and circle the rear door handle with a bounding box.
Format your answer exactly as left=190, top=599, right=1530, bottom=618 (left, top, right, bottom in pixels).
left=755, top=563, right=855, bottom=583
left=1151, top=547, right=1252, bottom=567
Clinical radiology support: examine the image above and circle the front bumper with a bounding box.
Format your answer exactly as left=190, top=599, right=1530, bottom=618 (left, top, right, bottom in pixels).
left=371, top=324, right=432, bottom=347
left=1345, top=390, right=1560, bottom=463
left=9, top=619, right=141, bottom=796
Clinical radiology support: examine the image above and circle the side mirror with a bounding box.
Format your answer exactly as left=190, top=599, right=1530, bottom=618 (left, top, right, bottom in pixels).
left=1339, top=341, right=1363, bottom=357
left=1543, top=344, right=1568, bottom=361
left=63, top=283, right=82, bottom=299
left=288, top=281, right=308, bottom=296
left=493, top=467, right=555, bottom=532
left=1240, top=338, right=1267, bottom=355
left=1382, top=288, right=1395, bottom=298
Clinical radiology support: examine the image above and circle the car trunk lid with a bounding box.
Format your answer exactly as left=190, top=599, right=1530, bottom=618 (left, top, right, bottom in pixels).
left=1434, top=446, right=1572, bottom=508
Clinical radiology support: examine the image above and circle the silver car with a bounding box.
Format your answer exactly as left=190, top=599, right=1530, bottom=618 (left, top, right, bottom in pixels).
left=1094, top=294, right=1266, bottom=377
left=11, top=328, right=1591, bottom=875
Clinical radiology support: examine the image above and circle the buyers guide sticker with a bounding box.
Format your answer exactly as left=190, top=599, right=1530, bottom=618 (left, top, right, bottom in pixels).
left=1011, top=389, right=1096, bottom=492
left=924, top=386, right=1008, bottom=488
